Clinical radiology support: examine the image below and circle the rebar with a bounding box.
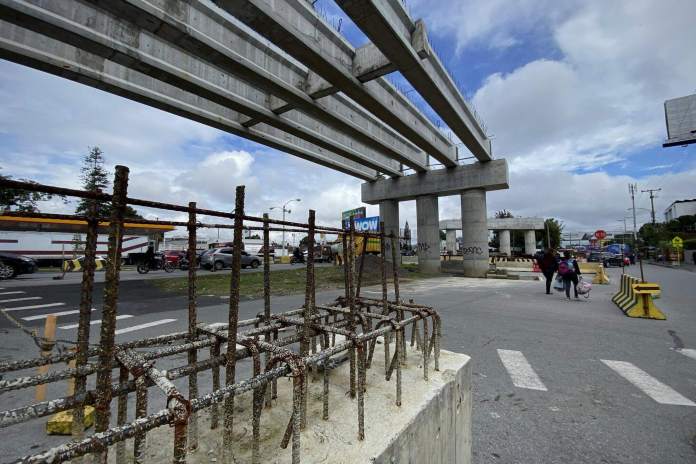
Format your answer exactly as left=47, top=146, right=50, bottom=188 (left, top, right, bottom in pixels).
left=0, top=173, right=443, bottom=464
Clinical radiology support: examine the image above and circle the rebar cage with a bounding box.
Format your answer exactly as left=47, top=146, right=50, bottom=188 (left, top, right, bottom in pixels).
left=0, top=165, right=441, bottom=464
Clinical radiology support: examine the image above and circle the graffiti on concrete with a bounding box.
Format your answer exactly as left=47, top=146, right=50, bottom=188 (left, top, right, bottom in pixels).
left=462, top=246, right=483, bottom=255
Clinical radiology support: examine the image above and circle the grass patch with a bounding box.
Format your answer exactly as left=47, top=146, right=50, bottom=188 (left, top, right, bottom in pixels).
left=153, top=264, right=434, bottom=299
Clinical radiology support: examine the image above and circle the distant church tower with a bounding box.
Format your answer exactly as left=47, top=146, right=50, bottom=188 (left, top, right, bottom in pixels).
left=402, top=221, right=412, bottom=250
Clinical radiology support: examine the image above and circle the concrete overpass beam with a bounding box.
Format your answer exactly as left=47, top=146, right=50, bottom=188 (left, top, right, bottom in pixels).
left=416, top=195, right=440, bottom=273
left=0, top=20, right=378, bottom=181
left=379, top=200, right=399, bottom=264
left=335, top=0, right=493, bottom=162
left=218, top=0, right=457, bottom=167
left=361, top=160, right=509, bottom=204
left=499, top=230, right=511, bottom=256
left=460, top=189, right=489, bottom=277
left=524, top=230, right=537, bottom=256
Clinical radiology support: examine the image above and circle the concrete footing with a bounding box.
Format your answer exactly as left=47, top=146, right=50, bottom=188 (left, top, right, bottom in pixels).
left=460, top=189, right=489, bottom=277
left=133, top=340, right=472, bottom=464
left=416, top=195, right=441, bottom=273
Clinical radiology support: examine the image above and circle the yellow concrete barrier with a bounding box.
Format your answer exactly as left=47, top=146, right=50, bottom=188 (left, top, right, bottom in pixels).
left=62, top=258, right=104, bottom=272
left=47, top=406, right=95, bottom=435
left=611, top=274, right=665, bottom=320
left=578, top=262, right=610, bottom=284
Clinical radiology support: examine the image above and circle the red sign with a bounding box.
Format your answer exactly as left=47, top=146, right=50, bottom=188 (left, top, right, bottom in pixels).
left=594, top=230, right=607, bottom=240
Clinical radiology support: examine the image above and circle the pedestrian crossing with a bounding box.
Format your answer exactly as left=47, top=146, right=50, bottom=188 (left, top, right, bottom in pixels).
left=0, top=288, right=177, bottom=338
left=495, top=348, right=696, bottom=407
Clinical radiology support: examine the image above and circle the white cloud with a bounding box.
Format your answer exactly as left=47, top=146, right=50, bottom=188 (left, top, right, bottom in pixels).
left=471, top=0, right=696, bottom=171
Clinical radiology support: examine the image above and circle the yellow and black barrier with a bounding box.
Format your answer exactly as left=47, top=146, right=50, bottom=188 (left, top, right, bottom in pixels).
left=611, top=274, right=665, bottom=320
left=62, top=259, right=104, bottom=272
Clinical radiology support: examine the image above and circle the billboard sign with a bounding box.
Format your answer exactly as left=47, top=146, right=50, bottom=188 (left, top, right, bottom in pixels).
left=664, top=93, right=696, bottom=147
left=341, top=207, right=366, bottom=229
left=354, top=216, right=380, bottom=232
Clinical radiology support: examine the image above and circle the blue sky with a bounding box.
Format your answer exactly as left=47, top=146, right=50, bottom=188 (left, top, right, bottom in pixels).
left=1, top=0, right=695, bottom=241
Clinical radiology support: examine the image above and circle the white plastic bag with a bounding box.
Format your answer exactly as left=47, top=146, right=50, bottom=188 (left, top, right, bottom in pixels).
left=577, top=276, right=592, bottom=298
left=553, top=276, right=564, bottom=291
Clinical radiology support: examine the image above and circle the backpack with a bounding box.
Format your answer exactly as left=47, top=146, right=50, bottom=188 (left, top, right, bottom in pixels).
left=558, top=259, right=575, bottom=276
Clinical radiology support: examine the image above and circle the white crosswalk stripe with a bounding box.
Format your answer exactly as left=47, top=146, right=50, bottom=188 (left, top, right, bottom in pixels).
left=676, top=349, right=696, bottom=361
left=0, top=296, right=41, bottom=303
left=1, top=302, right=66, bottom=312
left=601, top=360, right=696, bottom=406
left=115, top=319, right=177, bottom=335
left=497, top=349, right=548, bottom=391
left=0, top=291, right=25, bottom=296
left=22, top=308, right=96, bottom=321
left=58, top=315, right=134, bottom=330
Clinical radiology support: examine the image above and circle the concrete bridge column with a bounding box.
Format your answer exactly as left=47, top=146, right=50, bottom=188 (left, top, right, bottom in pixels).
left=499, top=229, right=511, bottom=256
left=445, top=229, right=457, bottom=254
left=379, top=200, right=399, bottom=263
left=460, top=189, right=489, bottom=277
left=524, top=230, right=537, bottom=256
left=416, top=195, right=441, bottom=273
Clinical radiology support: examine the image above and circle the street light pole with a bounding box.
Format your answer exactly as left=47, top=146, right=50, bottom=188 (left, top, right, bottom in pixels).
left=628, top=184, right=638, bottom=242
left=270, top=198, right=301, bottom=257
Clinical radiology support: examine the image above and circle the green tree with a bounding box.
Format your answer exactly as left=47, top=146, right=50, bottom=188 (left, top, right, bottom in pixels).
left=75, top=147, right=142, bottom=218
left=0, top=172, right=58, bottom=213
left=542, top=218, right=563, bottom=249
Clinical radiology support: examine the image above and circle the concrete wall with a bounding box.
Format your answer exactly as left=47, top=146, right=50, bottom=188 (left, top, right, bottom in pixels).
left=460, top=189, right=490, bottom=277
left=416, top=195, right=441, bottom=273
left=374, top=353, right=472, bottom=464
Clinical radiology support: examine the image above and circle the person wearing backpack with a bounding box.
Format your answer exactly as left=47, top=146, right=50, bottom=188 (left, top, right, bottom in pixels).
left=538, top=248, right=558, bottom=294
left=558, top=251, right=581, bottom=299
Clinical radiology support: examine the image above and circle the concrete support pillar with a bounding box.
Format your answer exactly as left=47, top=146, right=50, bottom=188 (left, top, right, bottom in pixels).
left=499, top=229, right=511, bottom=256
left=524, top=230, right=537, bottom=256
left=445, top=229, right=457, bottom=254
left=379, top=200, right=399, bottom=263
left=460, top=189, right=489, bottom=277
left=416, top=195, right=440, bottom=273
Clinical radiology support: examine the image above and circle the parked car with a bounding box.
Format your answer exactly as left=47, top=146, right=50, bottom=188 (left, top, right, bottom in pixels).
left=602, top=253, right=625, bottom=268
left=0, top=252, right=38, bottom=279
left=163, top=250, right=186, bottom=266
left=587, top=251, right=603, bottom=263
left=200, top=248, right=261, bottom=271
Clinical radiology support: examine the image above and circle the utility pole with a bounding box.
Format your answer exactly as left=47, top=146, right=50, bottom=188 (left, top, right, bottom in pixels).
left=628, top=184, right=638, bottom=242
left=641, top=188, right=661, bottom=225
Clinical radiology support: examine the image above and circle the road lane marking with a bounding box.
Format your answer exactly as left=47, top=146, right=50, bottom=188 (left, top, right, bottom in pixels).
left=1, top=302, right=66, bottom=312
left=0, top=291, right=25, bottom=295
left=0, top=297, right=41, bottom=303
left=58, top=315, right=133, bottom=330
left=115, top=319, right=177, bottom=335
left=497, top=349, right=548, bottom=391
left=22, top=308, right=96, bottom=321
left=676, top=349, right=696, bottom=361
left=601, top=360, right=696, bottom=406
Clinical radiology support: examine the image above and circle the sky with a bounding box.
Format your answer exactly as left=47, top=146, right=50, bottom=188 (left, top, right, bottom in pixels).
left=1, top=0, right=695, bottom=243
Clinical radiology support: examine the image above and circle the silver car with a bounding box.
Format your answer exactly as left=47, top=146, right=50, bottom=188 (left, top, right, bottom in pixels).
left=200, top=248, right=261, bottom=271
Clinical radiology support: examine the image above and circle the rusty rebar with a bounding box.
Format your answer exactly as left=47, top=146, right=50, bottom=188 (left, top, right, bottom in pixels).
left=391, top=234, right=400, bottom=303
left=116, top=366, right=128, bottom=464
left=262, top=213, right=273, bottom=406
left=300, top=210, right=315, bottom=428
left=348, top=217, right=356, bottom=399
left=210, top=340, right=220, bottom=430
left=71, top=197, right=99, bottom=449
left=187, top=201, right=198, bottom=451
left=355, top=229, right=369, bottom=299
left=133, top=375, right=148, bottom=464
left=223, top=185, right=245, bottom=463
left=95, top=165, right=129, bottom=463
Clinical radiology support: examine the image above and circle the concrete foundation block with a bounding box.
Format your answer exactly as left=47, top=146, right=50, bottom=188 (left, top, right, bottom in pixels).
left=134, top=343, right=472, bottom=463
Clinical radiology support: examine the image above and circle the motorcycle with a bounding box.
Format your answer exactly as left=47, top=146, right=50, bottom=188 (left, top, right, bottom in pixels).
left=137, top=255, right=174, bottom=274
left=290, top=255, right=305, bottom=265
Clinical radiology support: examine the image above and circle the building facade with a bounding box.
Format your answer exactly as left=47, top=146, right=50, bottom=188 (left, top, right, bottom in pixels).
left=664, top=199, right=696, bottom=222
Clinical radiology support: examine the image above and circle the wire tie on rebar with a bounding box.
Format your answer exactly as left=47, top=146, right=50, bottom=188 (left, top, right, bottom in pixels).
left=167, top=391, right=191, bottom=426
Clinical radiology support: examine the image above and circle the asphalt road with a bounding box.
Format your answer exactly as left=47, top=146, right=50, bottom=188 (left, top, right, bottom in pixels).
left=0, top=262, right=332, bottom=287
left=1, top=263, right=695, bottom=462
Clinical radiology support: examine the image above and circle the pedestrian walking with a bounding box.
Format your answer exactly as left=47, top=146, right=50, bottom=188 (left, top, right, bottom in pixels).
left=537, top=248, right=558, bottom=295
left=558, top=251, right=581, bottom=300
